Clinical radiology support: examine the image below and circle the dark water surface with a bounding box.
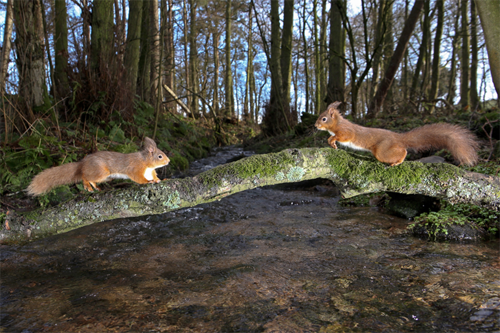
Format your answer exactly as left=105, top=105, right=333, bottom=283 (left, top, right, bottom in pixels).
left=1, top=148, right=499, bottom=332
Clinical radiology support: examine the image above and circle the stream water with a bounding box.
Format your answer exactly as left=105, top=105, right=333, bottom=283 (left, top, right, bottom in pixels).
left=1, top=147, right=499, bottom=332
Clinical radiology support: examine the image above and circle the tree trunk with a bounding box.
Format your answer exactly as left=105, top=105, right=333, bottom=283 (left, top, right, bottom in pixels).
left=326, top=0, right=345, bottom=106
left=181, top=0, right=191, bottom=114
left=313, top=0, right=320, bottom=114
left=410, top=0, right=430, bottom=105
left=54, top=0, right=70, bottom=101
left=188, top=0, right=199, bottom=116
left=13, top=0, right=48, bottom=123
left=428, top=0, right=444, bottom=114
left=319, top=0, right=328, bottom=112
left=150, top=0, right=160, bottom=104
left=382, top=0, right=394, bottom=112
left=5, top=148, right=499, bottom=242
left=137, top=0, right=151, bottom=102
left=460, top=0, right=470, bottom=109
left=0, top=0, right=14, bottom=93
left=447, top=1, right=461, bottom=106
left=475, top=0, right=500, bottom=105
left=225, top=0, right=234, bottom=118
left=470, top=0, right=479, bottom=110
left=280, top=0, right=294, bottom=111
left=163, top=0, right=175, bottom=112
left=124, top=0, right=143, bottom=98
left=367, top=0, right=425, bottom=118
left=244, top=8, right=254, bottom=123
left=90, top=0, right=114, bottom=74
left=370, top=0, right=387, bottom=103
left=301, top=0, right=310, bottom=114
left=213, top=32, right=220, bottom=117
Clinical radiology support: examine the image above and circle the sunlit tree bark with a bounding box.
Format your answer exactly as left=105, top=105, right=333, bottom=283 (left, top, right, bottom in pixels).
left=281, top=0, right=294, bottom=111
left=301, top=0, right=310, bottom=114
left=447, top=1, right=461, bottom=106
left=225, top=0, right=234, bottom=118
left=188, top=0, right=199, bottom=116
left=460, top=0, right=470, bottom=109
left=150, top=0, right=160, bottom=104
left=475, top=0, right=500, bottom=105
left=428, top=0, right=444, bottom=114
left=313, top=0, right=320, bottom=114
left=470, top=0, right=479, bottom=109
left=0, top=0, right=14, bottom=93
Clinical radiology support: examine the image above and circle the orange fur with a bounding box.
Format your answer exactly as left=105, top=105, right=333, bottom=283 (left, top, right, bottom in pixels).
left=315, top=102, right=479, bottom=166
left=27, top=137, right=169, bottom=196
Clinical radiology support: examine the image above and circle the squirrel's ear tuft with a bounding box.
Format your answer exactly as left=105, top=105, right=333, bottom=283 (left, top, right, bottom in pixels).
left=328, top=101, right=342, bottom=118
left=143, top=137, right=158, bottom=154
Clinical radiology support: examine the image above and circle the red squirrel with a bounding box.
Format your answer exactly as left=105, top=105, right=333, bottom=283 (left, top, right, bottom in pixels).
left=27, top=137, right=170, bottom=196
left=315, top=102, right=479, bottom=166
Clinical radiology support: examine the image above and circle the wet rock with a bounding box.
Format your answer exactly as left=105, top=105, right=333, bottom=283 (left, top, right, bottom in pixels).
left=386, top=193, right=438, bottom=219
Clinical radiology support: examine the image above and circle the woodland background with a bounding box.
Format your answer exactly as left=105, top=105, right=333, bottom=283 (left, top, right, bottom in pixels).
left=0, top=0, right=499, bottom=196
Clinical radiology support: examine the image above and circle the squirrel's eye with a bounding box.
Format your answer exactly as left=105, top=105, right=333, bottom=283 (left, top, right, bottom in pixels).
left=158, top=155, right=163, bottom=159
left=322, top=117, right=327, bottom=122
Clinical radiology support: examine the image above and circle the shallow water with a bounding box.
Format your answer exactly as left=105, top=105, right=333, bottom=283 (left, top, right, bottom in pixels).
left=1, top=148, right=499, bottom=332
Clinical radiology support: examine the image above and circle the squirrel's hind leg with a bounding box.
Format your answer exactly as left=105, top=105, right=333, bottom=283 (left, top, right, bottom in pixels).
left=373, top=144, right=407, bottom=166
left=82, top=179, right=101, bottom=192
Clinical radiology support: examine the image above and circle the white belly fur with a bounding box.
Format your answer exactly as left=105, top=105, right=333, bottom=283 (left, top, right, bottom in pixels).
left=143, top=167, right=156, bottom=181
left=108, top=173, right=130, bottom=180
left=338, top=140, right=370, bottom=152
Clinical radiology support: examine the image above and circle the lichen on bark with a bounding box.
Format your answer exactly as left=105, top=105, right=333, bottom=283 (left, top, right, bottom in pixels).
left=2, top=148, right=499, bottom=242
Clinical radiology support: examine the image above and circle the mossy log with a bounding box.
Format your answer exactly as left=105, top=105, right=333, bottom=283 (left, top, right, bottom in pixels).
left=2, top=148, right=499, bottom=242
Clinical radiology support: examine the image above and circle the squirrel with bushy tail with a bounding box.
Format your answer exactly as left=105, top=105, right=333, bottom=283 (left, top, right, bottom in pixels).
left=28, top=137, right=169, bottom=196
left=315, top=102, right=479, bottom=166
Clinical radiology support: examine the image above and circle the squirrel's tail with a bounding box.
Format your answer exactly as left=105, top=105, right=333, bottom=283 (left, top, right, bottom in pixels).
left=402, top=123, right=479, bottom=166
left=27, top=162, right=82, bottom=196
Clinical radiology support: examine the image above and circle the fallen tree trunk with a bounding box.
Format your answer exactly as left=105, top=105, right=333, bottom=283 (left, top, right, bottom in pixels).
left=2, top=148, right=499, bottom=242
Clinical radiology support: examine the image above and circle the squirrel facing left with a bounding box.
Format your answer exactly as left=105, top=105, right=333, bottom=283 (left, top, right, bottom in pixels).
left=27, top=137, right=170, bottom=196
left=315, top=102, right=480, bottom=166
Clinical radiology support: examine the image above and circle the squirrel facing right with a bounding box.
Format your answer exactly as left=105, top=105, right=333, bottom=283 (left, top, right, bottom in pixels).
left=315, top=102, right=480, bottom=166
left=27, top=137, right=169, bottom=196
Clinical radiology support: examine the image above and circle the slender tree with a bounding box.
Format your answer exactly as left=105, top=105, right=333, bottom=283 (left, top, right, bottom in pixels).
left=475, top=0, right=500, bottom=103
left=470, top=0, right=479, bottom=109
left=368, top=0, right=425, bottom=117
left=447, top=0, right=461, bottom=106
left=54, top=0, right=70, bottom=102
left=188, top=0, right=199, bottom=115
left=428, top=0, right=444, bottom=114
left=150, top=0, right=160, bottom=104
left=13, top=0, right=48, bottom=123
left=410, top=0, right=430, bottom=104
left=460, top=0, right=470, bottom=108
left=326, top=0, right=345, bottom=107
left=123, top=0, right=143, bottom=108
left=225, top=0, right=234, bottom=117
left=281, top=0, right=294, bottom=110
left=0, top=0, right=14, bottom=93
left=90, top=0, right=114, bottom=74
left=137, top=0, right=151, bottom=101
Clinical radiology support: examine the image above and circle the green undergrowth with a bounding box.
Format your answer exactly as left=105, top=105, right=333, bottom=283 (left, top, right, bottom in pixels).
left=409, top=200, right=499, bottom=240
